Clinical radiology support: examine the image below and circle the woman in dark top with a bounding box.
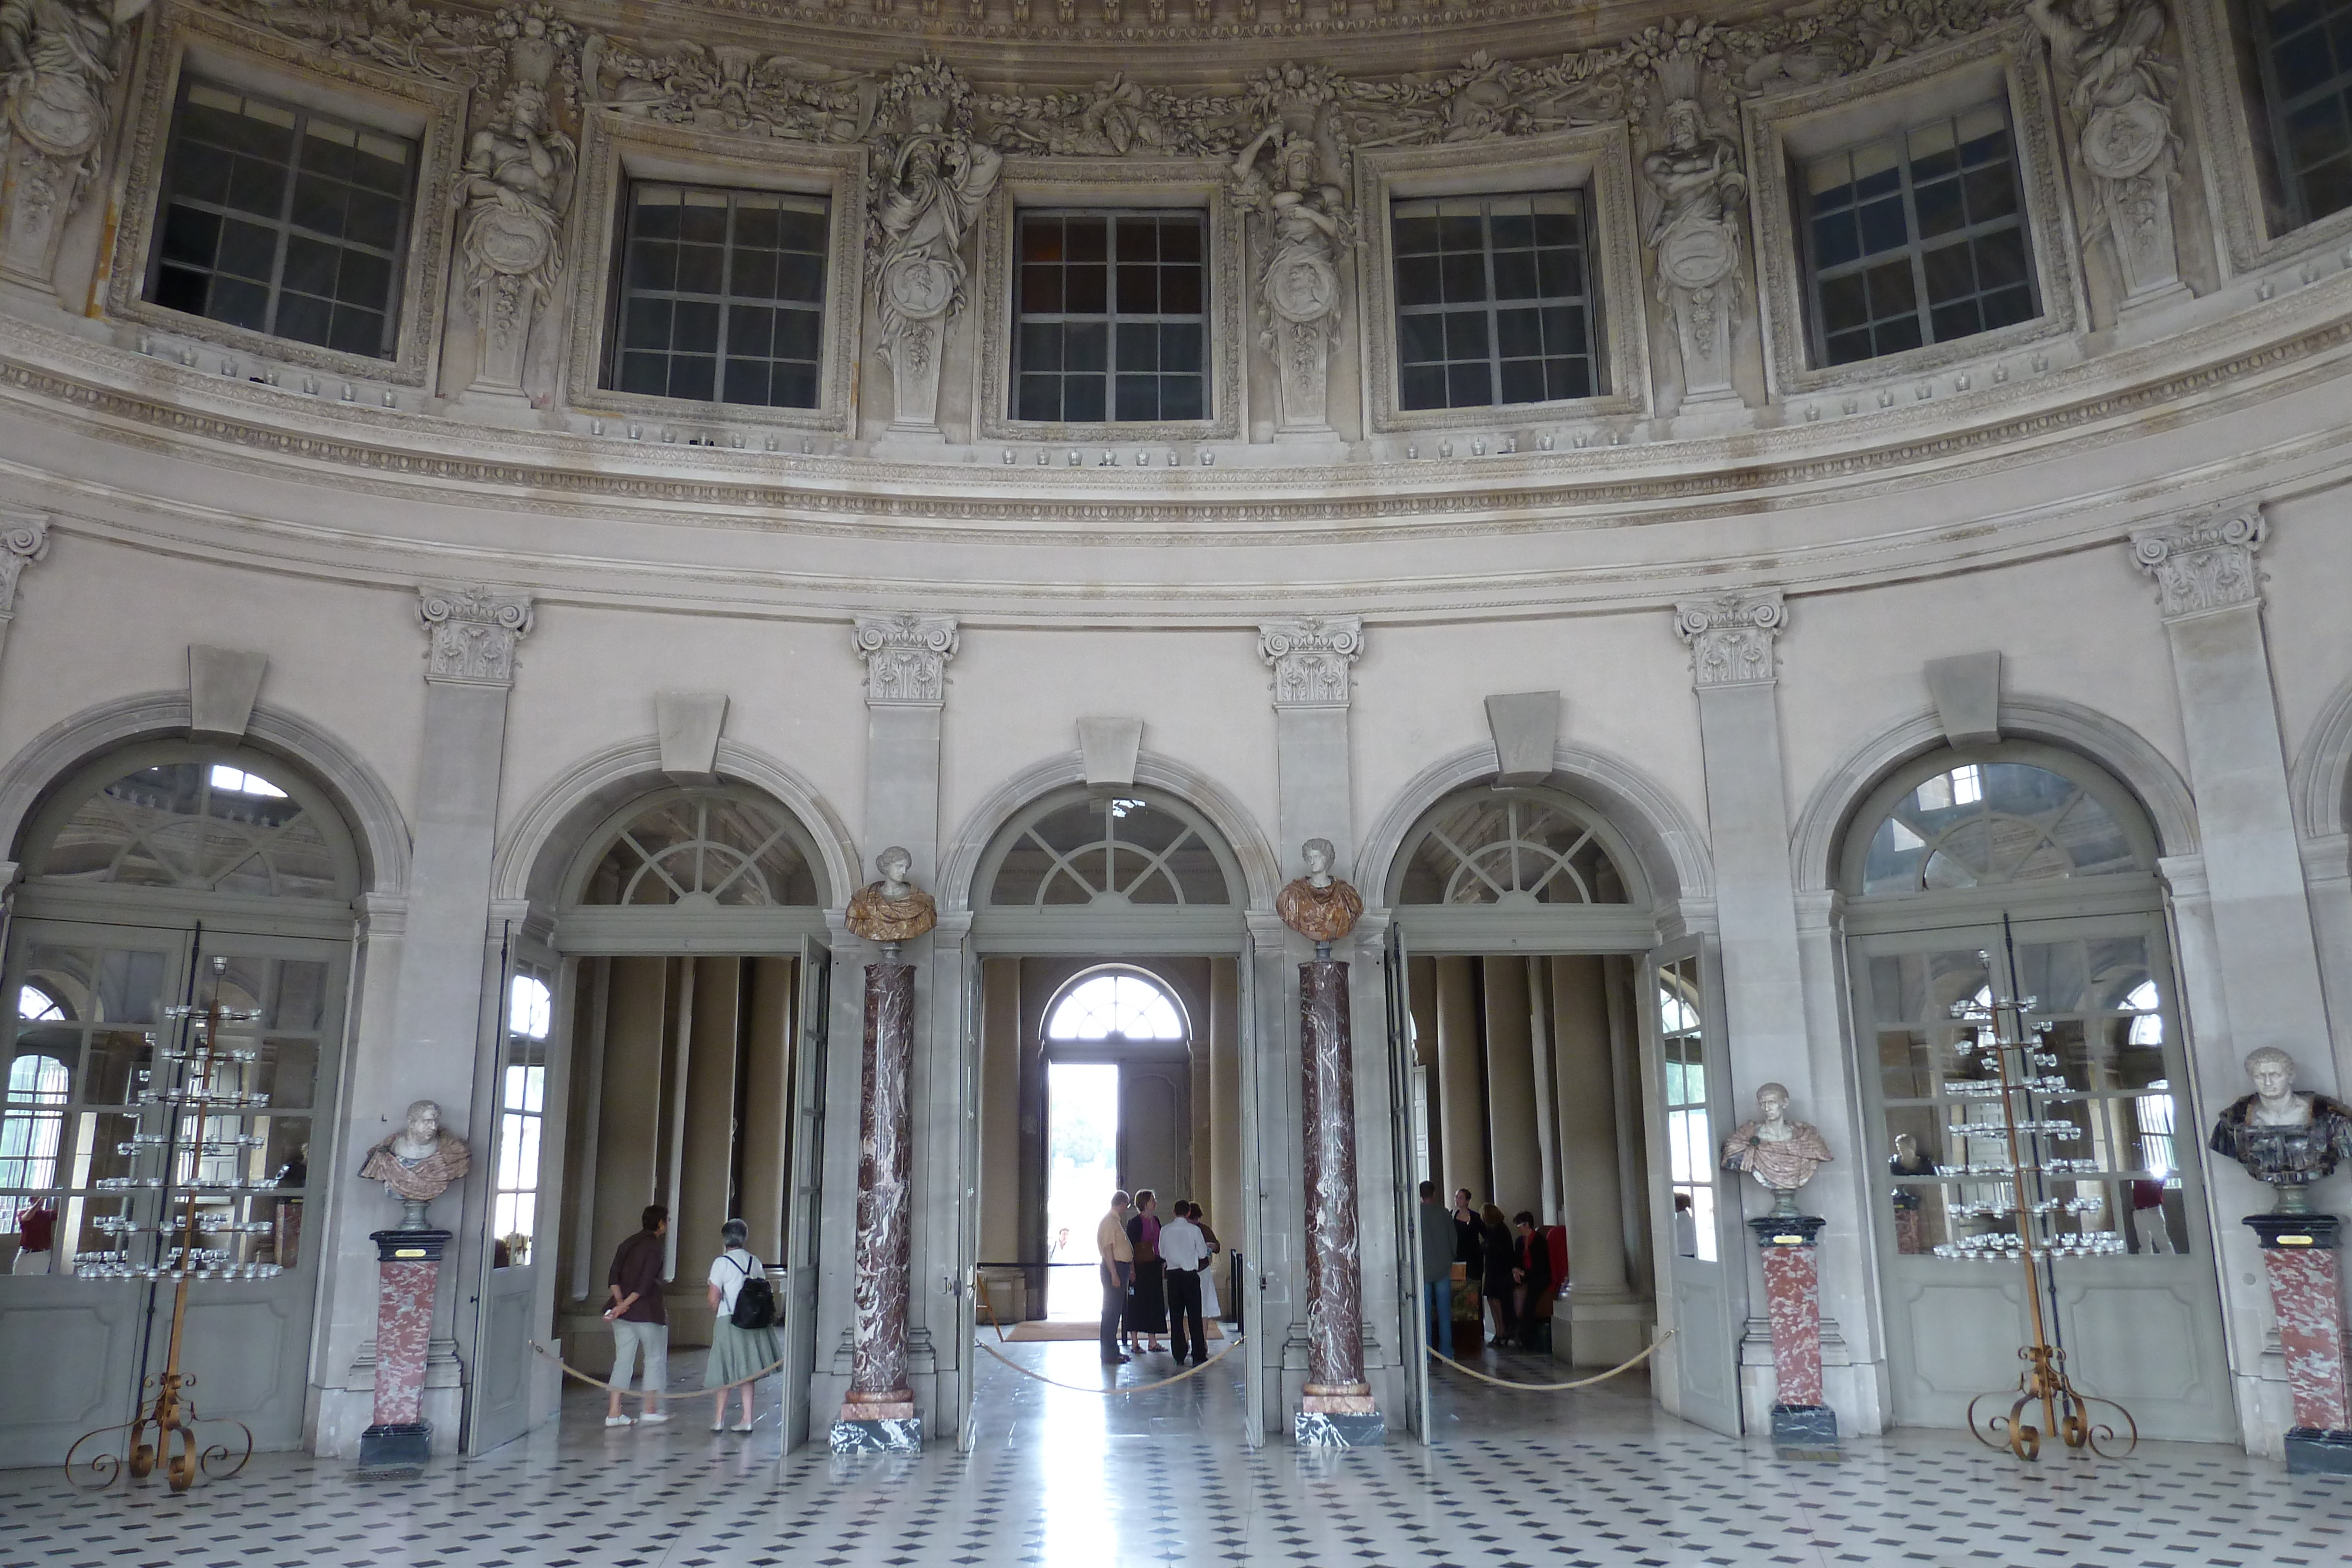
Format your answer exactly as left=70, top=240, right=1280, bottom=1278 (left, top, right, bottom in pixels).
left=1512, top=1212, right=1553, bottom=1350
left=1479, top=1202, right=1515, bottom=1348
left=1450, top=1188, right=1484, bottom=1286
left=1124, top=1189, right=1168, bottom=1356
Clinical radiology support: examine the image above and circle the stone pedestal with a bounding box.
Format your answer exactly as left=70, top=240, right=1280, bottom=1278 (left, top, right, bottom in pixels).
left=1295, top=958, right=1382, bottom=1448
left=832, top=961, right=921, bottom=1454
left=2246, top=1214, right=2352, bottom=1477
left=358, top=1229, right=450, bottom=1476
left=1750, top=1215, right=1838, bottom=1460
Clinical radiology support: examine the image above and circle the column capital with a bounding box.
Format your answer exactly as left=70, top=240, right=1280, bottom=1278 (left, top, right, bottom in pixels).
left=2130, top=506, right=2267, bottom=620
left=0, top=511, right=51, bottom=618
left=416, top=584, right=533, bottom=687
left=1673, top=590, right=1786, bottom=690
left=852, top=612, right=960, bottom=707
left=1258, top=615, right=1364, bottom=708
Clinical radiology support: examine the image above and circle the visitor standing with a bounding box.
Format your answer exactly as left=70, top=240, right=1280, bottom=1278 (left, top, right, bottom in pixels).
left=1480, top=1203, right=1515, bottom=1348
left=1188, top=1202, right=1223, bottom=1321
left=1097, top=1190, right=1134, bottom=1365
left=704, top=1218, right=779, bottom=1433
left=1417, top=1181, right=1454, bottom=1358
left=603, top=1204, right=671, bottom=1426
left=11, top=1198, right=55, bottom=1275
left=1158, top=1200, right=1210, bottom=1365
left=1511, top=1212, right=1553, bottom=1350
left=1124, top=1189, right=1167, bottom=1355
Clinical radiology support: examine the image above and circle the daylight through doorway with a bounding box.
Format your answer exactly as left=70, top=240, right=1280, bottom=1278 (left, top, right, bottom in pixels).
left=1045, top=1062, right=1119, bottom=1319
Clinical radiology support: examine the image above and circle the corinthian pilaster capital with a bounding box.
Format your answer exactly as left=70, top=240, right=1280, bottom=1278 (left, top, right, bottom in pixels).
left=1258, top=616, right=1364, bottom=708
left=853, top=613, right=960, bottom=707
left=0, top=512, right=52, bottom=618
left=2130, top=507, right=2266, bottom=620
left=417, top=584, right=534, bottom=687
left=1673, top=590, right=1786, bottom=689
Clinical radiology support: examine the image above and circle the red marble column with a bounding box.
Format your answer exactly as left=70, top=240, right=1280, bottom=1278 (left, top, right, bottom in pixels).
left=1750, top=1215, right=1838, bottom=1459
left=834, top=962, right=920, bottom=1452
left=1298, top=959, right=1381, bottom=1446
left=358, top=1229, right=449, bottom=1473
left=2246, top=1214, right=2352, bottom=1475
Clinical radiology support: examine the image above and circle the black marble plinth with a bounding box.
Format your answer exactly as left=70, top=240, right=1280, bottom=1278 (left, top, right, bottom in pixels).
left=356, top=1420, right=431, bottom=1475
left=2246, top=1213, right=2343, bottom=1250
left=1770, top=1402, right=1840, bottom=1460
left=368, top=1228, right=452, bottom=1263
left=2286, top=1427, right=2352, bottom=1476
left=1748, top=1215, right=1826, bottom=1249
left=830, top=1416, right=921, bottom=1453
left=1295, top=1410, right=1385, bottom=1448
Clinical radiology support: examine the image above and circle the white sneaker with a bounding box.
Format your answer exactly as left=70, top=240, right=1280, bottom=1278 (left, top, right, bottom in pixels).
left=603, top=1415, right=634, bottom=1428
left=639, top=1411, right=671, bottom=1425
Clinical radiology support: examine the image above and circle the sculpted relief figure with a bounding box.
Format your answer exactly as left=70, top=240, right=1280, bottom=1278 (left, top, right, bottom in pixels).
left=0, top=0, right=145, bottom=291
left=359, top=1099, right=472, bottom=1229
left=871, top=86, right=1000, bottom=431
left=2209, top=1048, right=2352, bottom=1213
left=1720, top=1083, right=1834, bottom=1216
left=845, top=846, right=939, bottom=947
left=456, top=79, right=573, bottom=392
left=1642, top=95, right=1746, bottom=403
left=2027, top=0, right=2180, bottom=299
left=1231, top=115, right=1349, bottom=433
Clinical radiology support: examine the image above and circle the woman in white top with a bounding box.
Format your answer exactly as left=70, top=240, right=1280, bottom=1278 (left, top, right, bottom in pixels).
left=703, top=1218, right=779, bottom=1433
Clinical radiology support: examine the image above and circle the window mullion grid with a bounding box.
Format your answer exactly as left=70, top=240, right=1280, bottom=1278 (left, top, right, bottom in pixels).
left=1481, top=205, right=1504, bottom=407
left=717, top=195, right=737, bottom=406
left=263, top=105, right=306, bottom=342
left=1901, top=148, right=1933, bottom=351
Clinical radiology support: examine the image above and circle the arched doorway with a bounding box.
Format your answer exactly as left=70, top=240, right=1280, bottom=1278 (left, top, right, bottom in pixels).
left=0, top=743, right=362, bottom=1467
left=1838, top=743, right=2235, bottom=1442
left=513, top=782, right=836, bottom=1450
left=1378, top=781, right=1710, bottom=1436
left=962, top=784, right=1252, bottom=1443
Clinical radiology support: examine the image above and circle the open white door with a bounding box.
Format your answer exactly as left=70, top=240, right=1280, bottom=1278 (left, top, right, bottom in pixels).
left=779, top=934, right=833, bottom=1453
left=954, top=949, right=982, bottom=1453
left=1644, top=936, right=1746, bottom=1437
left=1381, top=922, right=1429, bottom=1443
left=1236, top=930, right=1265, bottom=1449
left=467, top=935, right=537, bottom=1456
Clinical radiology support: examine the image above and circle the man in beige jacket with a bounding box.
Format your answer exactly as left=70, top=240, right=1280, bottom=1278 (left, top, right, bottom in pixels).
left=1097, top=1189, right=1134, bottom=1365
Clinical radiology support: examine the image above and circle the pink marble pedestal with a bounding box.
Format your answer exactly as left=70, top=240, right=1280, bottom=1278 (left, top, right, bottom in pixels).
left=1296, top=958, right=1381, bottom=1449
left=2246, top=1213, right=2352, bottom=1476
left=358, top=1229, right=450, bottom=1475
left=1749, top=1215, right=1838, bottom=1459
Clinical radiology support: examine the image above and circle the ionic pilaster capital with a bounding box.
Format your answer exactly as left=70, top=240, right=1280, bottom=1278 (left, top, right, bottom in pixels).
left=1258, top=615, right=1364, bottom=708
left=853, top=612, right=960, bottom=707
left=2130, top=506, right=2266, bottom=620
left=417, top=583, right=534, bottom=687
left=1673, top=590, right=1786, bottom=690
left=0, top=511, right=52, bottom=618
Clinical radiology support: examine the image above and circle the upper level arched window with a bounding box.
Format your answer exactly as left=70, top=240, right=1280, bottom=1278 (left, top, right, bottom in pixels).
left=24, top=755, right=356, bottom=902
left=1045, top=971, right=1188, bottom=1043
left=1392, top=788, right=1632, bottom=905
left=986, top=791, right=1236, bottom=908
left=1844, top=748, right=2154, bottom=899
left=577, top=788, right=821, bottom=907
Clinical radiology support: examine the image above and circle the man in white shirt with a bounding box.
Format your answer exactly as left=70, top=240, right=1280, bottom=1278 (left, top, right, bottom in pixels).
left=1158, top=1202, right=1211, bottom=1365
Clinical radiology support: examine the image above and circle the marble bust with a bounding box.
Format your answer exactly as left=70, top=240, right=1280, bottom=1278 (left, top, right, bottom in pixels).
left=358, top=1099, right=470, bottom=1229
left=1276, top=838, right=1363, bottom=947
left=1720, top=1083, right=1834, bottom=1216
left=845, top=845, right=938, bottom=945
left=2208, top=1048, right=2352, bottom=1213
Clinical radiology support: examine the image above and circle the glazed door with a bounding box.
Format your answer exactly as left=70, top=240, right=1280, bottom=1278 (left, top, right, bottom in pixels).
left=1382, top=922, right=1429, bottom=1443
left=467, top=944, right=548, bottom=1457
left=1644, top=937, right=1744, bottom=1437
left=779, top=934, right=831, bottom=1453
left=1856, top=913, right=2234, bottom=1442
left=1237, top=930, right=1265, bottom=1448
left=954, top=947, right=982, bottom=1453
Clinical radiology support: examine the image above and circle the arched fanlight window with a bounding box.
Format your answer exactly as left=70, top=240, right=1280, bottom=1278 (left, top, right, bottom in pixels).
left=987, top=792, right=1234, bottom=908
left=1394, top=788, right=1631, bottom=905
left=1045, top=971, right=1188, bottom=1042
left=577, top=788, right=820, bottom=907
left=24, top=758, right=353, bottom=901
left=1846, top=749, right=2154, bottom=898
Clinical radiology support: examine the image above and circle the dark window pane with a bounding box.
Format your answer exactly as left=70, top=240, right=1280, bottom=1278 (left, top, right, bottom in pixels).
left=774, top=309, right=821, bottom=362
left=1065, top=219, right=1107, bottom=261
left=1020, top=321, right=1062, bottom=373
left=1535, top=249, right=1584, bottom=297
left=1446, top=362, right=1489, bottom=407
left=282, top=235, right=336, bottom=296
left=727, top=305, right=774, bottom=359
left=1396, top=255, right=1442, bottom=305
left=1160, top=323, right=1202, bottom=375
left=1976, top=226, right=2030, bottom=288
left=1400, top=363, right=1446, bottom=409
left=1018, top=373, right=1062, bottom=421
left=611, top=186, right=833, bottom=402
left=1865, top=260, right=1917, bottom=318
left=159, top=205, right=220, bottom=266
left=1116, top=263, right=1157, bottom=313
left=346, top=192, right=402, bottom=250
left=211, top=277, right=269, bottom=330
left=1857, top=196, right=1909, bottom=255
left=216, top=219, right=278, bottom=282
left=773, top=364, right=819, bottom=408
left=1437, top=215, right=1482, bottom=250
left=1444, top=311, right=1489, bottom=359
left=1921, top=242, right=1976, bottom=303
left=153, top=265, right=208, bottom=314
left=1813, top=210, right=1860, bottom=268
left=1393, top=216, right=1441, bottom=256
left=1963, top=163, right=2017, bottom=222
left=619, top=351, right=666, bottom=396
left=290, top=175, right=345, bottom=236
left=1930, top=296, right=1984, bottom=341
left=1065, top=263, right=1107, bottom=315
left=1491, top=250, right=1539, bottom=299
left=776, top=252, right=823, bottom=302
left=676, top=244, right=723, bottom=295
left=1160, top=265, right=1202, bottom=316
left=1021, top=263, right=1062, bottom=313
left=1915, top=176, right=1965, bottom=237
left=326, top=305, right=382, bottom=356
left=1063, top=375, right=1105, bottom=422
left=625, top=298, right=672, bottom=350
left=633, top=198, right=680, bottom=240
left=1158, top=219, right=1200, bottom=263
left=276, top=292, right=331, bottom=346
left=1021, top=217, right=1063, bottom=262
left=679, top=200, right=726, bottom=245
left=1115, top=325, right=1157, bottom=372
left=1498, top=358, right=1544, bottom=403
left=1398, top=312, right=1445, bottom=363
left=1495, top=307, right=1540, bottom=356
left=1440, top=253, right=1487, bottom=304
left=1160, top=373, right=1203, bottom=420
left=1065, top=322, right=1108, bottom=373
left=673, top=300, right=719, bottom=353
left=1114, top=374, right=1159, bottom=421
left=174, top=142, right=232, bottom=206
left=1820, top=272, right=1867, bottom=332
left=1873, top=315, right=1924, bottom=355
left=630, top=240, right=677, bottom=291
left=723, top=359, right=769, bottom=405
left=225, top=157, right=288, bottom=217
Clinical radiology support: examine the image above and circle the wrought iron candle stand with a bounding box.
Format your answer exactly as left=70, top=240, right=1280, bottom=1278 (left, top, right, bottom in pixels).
left=64, top=975, right=283, bottom=1492
left=1946, top=932, right=2138, bottom=1463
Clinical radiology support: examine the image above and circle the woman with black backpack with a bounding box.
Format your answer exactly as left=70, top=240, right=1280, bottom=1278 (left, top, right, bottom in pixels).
left=703, top=1217, right=779, bottom=1433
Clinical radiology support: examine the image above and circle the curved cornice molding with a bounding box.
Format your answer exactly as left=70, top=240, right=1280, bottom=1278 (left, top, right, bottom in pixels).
left=0, top=691, right=413, bottom=894
left=1788, top=694, right=2200, bottom=893
left=937, top=748, right=1281, bottom=914
left=1355, top=740, right=1713, bottom=912
left=492, top=736, right=860, bottom=912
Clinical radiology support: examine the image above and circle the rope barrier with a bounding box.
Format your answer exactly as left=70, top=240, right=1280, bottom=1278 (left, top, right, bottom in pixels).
left=529, top=1340, right=785, bottom=1400
left=1423, top=1329, right=1675, bottom=1392
left=974, top=1332, right=1246, bottom=1394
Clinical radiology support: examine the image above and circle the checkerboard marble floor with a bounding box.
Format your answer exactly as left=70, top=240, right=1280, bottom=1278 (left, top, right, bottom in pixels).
left=2, top=1340, right=2344, bottom=1568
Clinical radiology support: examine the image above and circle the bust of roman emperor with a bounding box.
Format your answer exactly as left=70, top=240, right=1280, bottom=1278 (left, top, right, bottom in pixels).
left=358, top=1099, right=470, bottom=1210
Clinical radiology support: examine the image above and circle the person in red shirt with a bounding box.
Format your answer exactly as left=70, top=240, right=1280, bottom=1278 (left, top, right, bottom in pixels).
left=11, top=1199, right=55, bottom=1275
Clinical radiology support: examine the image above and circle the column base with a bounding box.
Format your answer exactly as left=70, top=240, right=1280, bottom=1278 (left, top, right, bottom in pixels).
left=829, top=1416, right=922, bottom=1453
left=356, top=1421, right=432, bottom=1476
left=1295, top=1410, right=1385, bottom=1447
left=2286, top=1427, right=2352, bottom=1476
left=1770, top=1403, right=1840, bottom=1461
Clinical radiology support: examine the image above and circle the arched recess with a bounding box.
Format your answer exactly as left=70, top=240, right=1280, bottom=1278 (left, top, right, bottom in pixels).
left=492, top=736, right=857, bottom=917
left=940, top=750, right=1281, bottom=917
left=1789, top=694, right=2199, bottom=897
left=2288, top=669, right=2352, bottom=843
left=0, top=691, right=410, bottom=897
left=1357, top=741, right=1714, bottom=924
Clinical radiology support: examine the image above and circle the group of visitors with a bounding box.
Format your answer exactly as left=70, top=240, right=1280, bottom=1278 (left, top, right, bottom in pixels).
left=601, top=1203, right=781, bottom=1432
left=1098, top=1189, right=1224, bottom=1368
left=1416, top=1182, right=1555, bottom=1356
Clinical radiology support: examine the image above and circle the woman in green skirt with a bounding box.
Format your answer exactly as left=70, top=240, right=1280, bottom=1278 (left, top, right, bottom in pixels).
left=703, top=1218, right=779, bottom=1432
